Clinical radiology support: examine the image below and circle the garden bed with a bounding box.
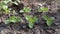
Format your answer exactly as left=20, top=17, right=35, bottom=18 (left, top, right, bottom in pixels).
left=0, top=0, right=60, bottom=34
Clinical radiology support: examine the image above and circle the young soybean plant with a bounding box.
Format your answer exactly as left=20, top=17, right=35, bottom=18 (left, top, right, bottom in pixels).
left=42, top=15, right=55, bottom=27
left=25, top=16, right=38, bottom=28
left=4, top=16, right=21, bottom=24
left=38, top=7, right=49, bottom=12
left=20, top=7, right=31, bottom=13
left=0, top=0, right=11, bottom=14
left=3, top=6, right=10, bottom=14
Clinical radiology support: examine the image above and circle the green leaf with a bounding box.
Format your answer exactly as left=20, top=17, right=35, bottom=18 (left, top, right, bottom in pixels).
left=4, top=16, right=21, bottom=24
left=41, top=7, right=48, bottom=11
left=16, top=0, right=21, bottom=3
left=3, top=0, right=12, bottom=4
left=12, top=2, right=18, bottom=5
left=46, top=20, right=53, bottom=27
left=42, top=15, right=50, bottom=20
left=38, top=8, right=43, bottom=12
left=26, top=16, right=38, bottom=28
left=9, top=16, right=21, bottom=23
left=29, top=22, right=34, bottom=28
left=16, top=17, right=21, bottom=22
left=34, top=17, right=38, bottom=22
left=38, top=7, right=49, bottom=12
left=4, top=9, right=10, bottom=14
left=9, top=16, right=17, bottom=22
left=26, top=16, right=33, bottom=23
left=23, top=7, right=31, bottom=13
left=26, top=16, right=38, bottom=23
left=42, top=15, right=55, bottom=26
left=4, top=20, right=11, bottom=24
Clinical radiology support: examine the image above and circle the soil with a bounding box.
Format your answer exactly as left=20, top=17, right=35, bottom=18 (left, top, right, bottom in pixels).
left=0, top=0, right=60, bottom=34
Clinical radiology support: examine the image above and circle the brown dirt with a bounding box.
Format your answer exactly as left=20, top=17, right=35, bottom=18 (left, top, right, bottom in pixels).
left=0, top=0, right=60, bottom=34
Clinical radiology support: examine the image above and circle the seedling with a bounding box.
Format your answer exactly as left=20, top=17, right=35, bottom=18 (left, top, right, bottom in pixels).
left=42, top=15, right=55, bottom=27
left=3, top=5, right=10, bottom=14
left=38, top=7, right=49, bottom=12
left=20, top=7, right=31, bottom=13
left=0, top=0, right=10, bottom=14
left=4, top=16, right=21, bottom=24
left=25, top=16, right=38, bottom=28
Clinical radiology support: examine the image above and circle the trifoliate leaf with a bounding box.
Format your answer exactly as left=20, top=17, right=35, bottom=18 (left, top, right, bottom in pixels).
left=9, top=16, right=21, bottom=23
left=23, top=7, right=31, bottom=13
left=26, top=16, right=38, bottom=23
left=42, top=15, right=55, bottom=27
left=4, top=16, right=21, bottom=24
left=26, top=16, right=38, bottom=28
